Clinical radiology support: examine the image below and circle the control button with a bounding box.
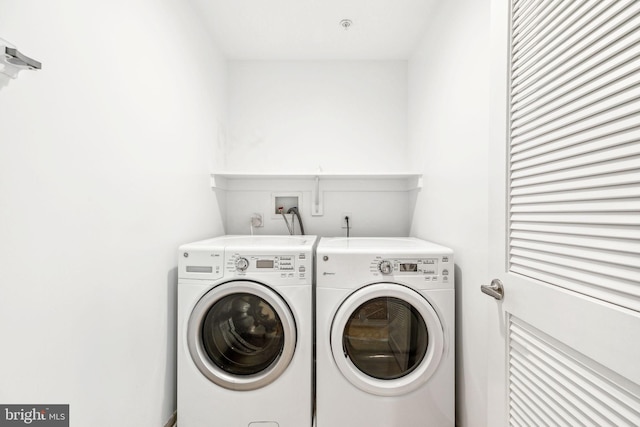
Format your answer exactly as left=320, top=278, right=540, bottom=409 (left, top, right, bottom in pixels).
left=299, top=266, right=306, bottom=272
left=443, top=269, right=449, bottom=276
left=378, top=260, right=392, bottom=275
left=299, top=254, right=306, bottom=259
left=442, top=257, right=449, bottom=263
left=235, top=257, right=249, bottom=272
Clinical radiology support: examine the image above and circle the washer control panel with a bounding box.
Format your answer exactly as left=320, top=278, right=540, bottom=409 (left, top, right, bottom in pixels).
left=226, top=253, right=310, bottom=280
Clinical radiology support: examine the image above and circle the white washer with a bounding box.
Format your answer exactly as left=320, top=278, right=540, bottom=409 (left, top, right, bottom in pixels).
left=178, top=235, right=317, bottom=427
left=316, top=237, right=454, bottom=427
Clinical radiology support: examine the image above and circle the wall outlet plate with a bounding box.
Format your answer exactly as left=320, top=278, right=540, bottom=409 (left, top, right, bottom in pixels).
left=251, top=213, right=263, bottom=227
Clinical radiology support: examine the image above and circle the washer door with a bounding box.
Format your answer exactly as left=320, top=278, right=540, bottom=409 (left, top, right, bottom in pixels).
left=331, top=283, right=444, bottom=396
left=187, top=281, right=297, bottom=391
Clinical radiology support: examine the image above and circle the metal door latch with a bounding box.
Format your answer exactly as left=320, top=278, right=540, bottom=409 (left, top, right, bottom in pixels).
left=481, top=279, right=504, bottom=300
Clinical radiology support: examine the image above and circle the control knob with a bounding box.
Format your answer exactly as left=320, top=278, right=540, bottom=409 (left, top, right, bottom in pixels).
left=235, top=257, right=249, bottom=272
left=378, top=260, right=393, bottom=275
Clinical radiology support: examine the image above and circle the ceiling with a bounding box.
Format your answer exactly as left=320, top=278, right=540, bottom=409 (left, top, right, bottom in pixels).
left=189, top=0, right=437, bottom=60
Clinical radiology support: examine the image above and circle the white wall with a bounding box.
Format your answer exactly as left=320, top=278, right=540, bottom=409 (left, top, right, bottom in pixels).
left=408, top=1, right=491, bottom=426
left=0, top=1, right=226, bottom=425
left=223, top=185, right=413, bottom=237
left=225, top=60, right=408, bottom=173
left=222, top=61, right=413, bottom=237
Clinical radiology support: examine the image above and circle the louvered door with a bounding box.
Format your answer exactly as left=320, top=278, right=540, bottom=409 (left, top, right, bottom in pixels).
left=487, top=0, right=640, bottom=425
left=509, top=0, right=640, bottom=312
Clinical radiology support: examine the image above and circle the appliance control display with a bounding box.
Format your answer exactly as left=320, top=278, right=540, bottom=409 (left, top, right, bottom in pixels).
left=256, top=259, right=275, bottom=269
left=186, top=266, right=213, bottom=273
left=399, top=263, right=418, bottom=272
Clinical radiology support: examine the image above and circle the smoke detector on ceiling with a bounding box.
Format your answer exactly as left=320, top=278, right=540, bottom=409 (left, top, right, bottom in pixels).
left=340, top=19, right=353, bottom=30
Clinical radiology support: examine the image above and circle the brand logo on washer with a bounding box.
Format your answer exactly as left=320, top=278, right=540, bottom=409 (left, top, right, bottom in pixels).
left=322, top=272, right=336, bottom=276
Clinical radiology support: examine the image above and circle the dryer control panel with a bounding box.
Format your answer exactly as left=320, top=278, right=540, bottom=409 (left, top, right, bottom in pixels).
left=316, top=237, right=453, bottom=289
left=369, top=256, right=452, bottom=283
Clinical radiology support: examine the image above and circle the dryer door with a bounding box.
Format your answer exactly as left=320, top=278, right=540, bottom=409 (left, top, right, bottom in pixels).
left=331, top=283, right=445, bottom=396
left=187, top=281, right=296, bottom=391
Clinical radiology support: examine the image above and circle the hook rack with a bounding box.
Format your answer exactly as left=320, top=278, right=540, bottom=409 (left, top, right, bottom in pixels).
left=1, top=38, right=41, bottom=81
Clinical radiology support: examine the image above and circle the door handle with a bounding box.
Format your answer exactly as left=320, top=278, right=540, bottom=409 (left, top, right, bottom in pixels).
left=481, top=279, right=504, bottom=300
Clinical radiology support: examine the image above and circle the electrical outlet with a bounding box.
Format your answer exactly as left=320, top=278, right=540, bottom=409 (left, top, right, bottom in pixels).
left=251, top=213, right=263, bottom=227
left=341, top=212, right=352, bottom=229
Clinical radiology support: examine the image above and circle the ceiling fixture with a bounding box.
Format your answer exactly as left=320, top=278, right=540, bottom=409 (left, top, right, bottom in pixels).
left=340, top=19, right=352, bottom=30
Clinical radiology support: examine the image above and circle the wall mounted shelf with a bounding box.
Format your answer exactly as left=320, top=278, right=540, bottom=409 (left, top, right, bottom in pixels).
left=210, top=172, right=423, bottom=192
left=211, top=172, right=422, bottom=218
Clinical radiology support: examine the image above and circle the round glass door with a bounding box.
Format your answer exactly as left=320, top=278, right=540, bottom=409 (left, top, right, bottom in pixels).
left=188, top=281, right=297, bottom=391
left=343, top=297, right=429, bottom=380
left=331, top=283, right=444, bottom=396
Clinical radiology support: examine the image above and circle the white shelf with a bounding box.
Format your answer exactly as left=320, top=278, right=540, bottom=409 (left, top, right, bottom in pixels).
left=210, top=172, right=423, bottom=192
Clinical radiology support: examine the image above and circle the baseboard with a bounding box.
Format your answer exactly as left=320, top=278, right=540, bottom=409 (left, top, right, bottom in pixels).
left=163, top=411, right=177, bottom=427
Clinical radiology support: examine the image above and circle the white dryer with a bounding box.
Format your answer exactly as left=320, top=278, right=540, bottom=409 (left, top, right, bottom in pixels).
left=178, top=235, right=317, bottom=427
left=316, top=237, right=454, bottom=427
